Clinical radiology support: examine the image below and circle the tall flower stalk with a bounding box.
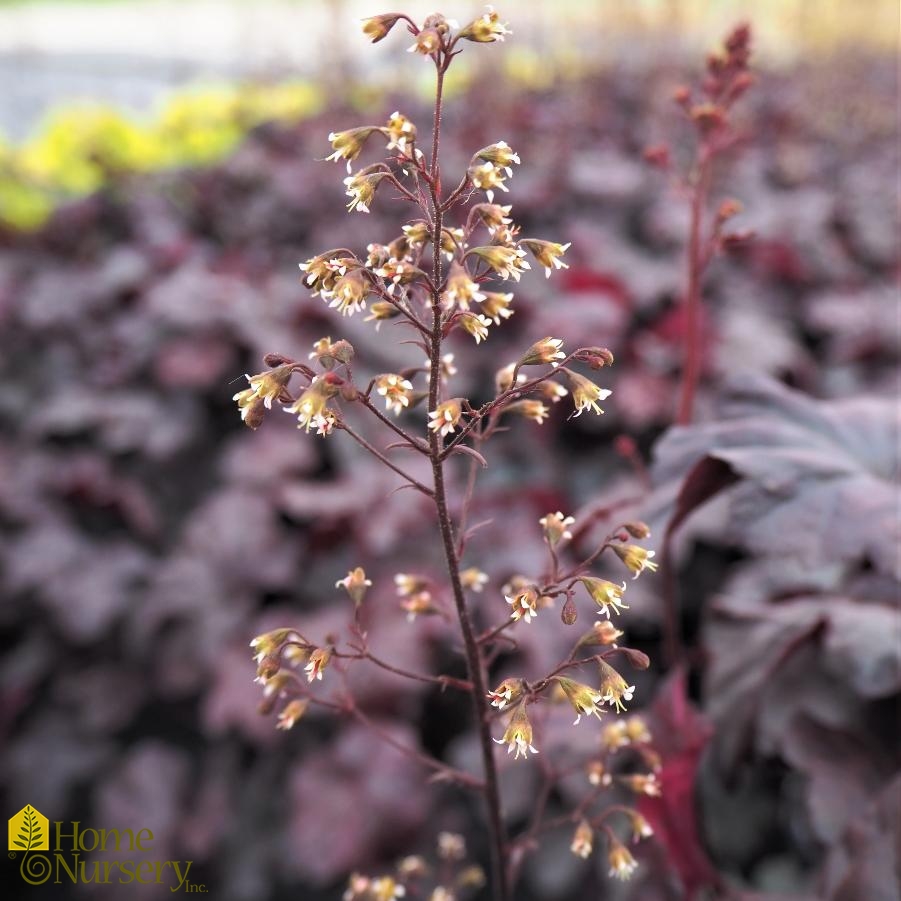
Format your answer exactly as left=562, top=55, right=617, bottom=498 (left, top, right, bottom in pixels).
left=237, top=10, right=659, bottom=900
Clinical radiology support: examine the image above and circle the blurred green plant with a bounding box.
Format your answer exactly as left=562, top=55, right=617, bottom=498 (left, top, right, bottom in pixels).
left=0, top=80, right=324, bottom=231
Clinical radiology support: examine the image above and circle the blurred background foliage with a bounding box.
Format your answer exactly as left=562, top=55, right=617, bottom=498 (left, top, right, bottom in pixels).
left=0, top=3, right=898, bottom=901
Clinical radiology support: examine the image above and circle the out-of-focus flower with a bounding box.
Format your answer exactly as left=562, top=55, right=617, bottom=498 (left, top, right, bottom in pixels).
left=375, top=373, right=415, bottom=415
left=401, top=590, right=436, bottom=622
left=608, top=837, right=638, bottom=880
left=396, top=856, right=428, bottom=879
left=460, top=567, right=488, bottom=592
left=275, top=698, right=309, bottom=730
left=539, top=511, right=574, bottom=546
left=506, top=585, right=539, bottom=623
left=570, top=820, right=594, bottom=858
left=626, top=717, right=652, bottom=744
left=456, top=865, right=486, bottom=889
left=428, top=398, right=464, bottom=436
left=480, top=291, right=514, bottom=325
left=459, top=5, right=512, bottom=42
left=556, top=676, right=605, bottom=725
left=371, top=876, right=406, bottom=901
left=602, top=720, right=630, bottom=751
left=630, top=812, right=654, bottom=840
left=620, top=773, right=662, bottom=796
left=506, top=399, right=549, bottom=423
left=612, top=544, right=658, bottom=579
left=437, top=832, right=466, bottom=861
left=519, top=239, right=571, bottom=278
left=486, top=677, right=524, bottom=710
left=394, top=573, right=429, bottom=597
left=586, top=760, right=611, bottom=786
left=588, top=620, right=624, bottom=646
left=335, top=567, right=372, bottom=605
left=443, top=262, right=485, bottom=310
left=520, top=336, right=565, bottom=366
left=579, top=577, right=628, bottom=617
left=304, top=647, right=331, bottom=682
left=566, top=370, right=611, bottom=416
left=364, top=301, right=402, bottom=329
left=495, top=362, right=526, bottom=394
left=538, top=380, right=568, bottom=403
left=598, top=660, right=635, bottom=712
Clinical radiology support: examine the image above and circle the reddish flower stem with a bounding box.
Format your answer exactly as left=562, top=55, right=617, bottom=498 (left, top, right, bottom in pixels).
left=676, top=150, right=712, bottom=425
left=426, top=57, right=510, bottom=901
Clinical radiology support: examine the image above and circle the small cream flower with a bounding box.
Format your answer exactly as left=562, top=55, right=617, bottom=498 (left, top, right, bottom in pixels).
left=608, top=837, right=638, bottom=881
left=539, top=511, right=575, bottom=546
left=304, top=647, right=331, bottom=683
left=460, top=567, right=489, bottom=592
left=384, top=111, right=416, bottom=153
left=566, top=370, right=612, bottom=416
left=335, top=567, right=372, bottom=605
left=284, top=377, right=341, bottom=432
left=249, top=627, right=303, bottom=664
left=474, top=203, right=513, bottom=234
left=344, top=171, right=387, bottom=213
left=400, top=590, right=436, bottom=622
left=598, top=660, right=635, bottom=713
left=428, top=399, right=464, bottom=437
left=591, top=620, right=625, bottom=646
left=443, top=262, right=486, bottom=310
left=626, top=717, right=652, bottom=744
left=375, top=374, right=415, bottom=415
left=474, top=141, right=521, bottom=175
left=486, top=677, right=524, bottom=710
left=520, top=336, right=565, bottom=367
left=570, top=820, right=594, bottom=859
left=612, top=544, right=659, bottom=579
left=237, top=365, right=293, bottom=411
left=556, top=676, right=605, bottom=725
left=467, top=244, right=530, bottom=280
left=506, top=399, right=549, bottom=423
left=586, top=760, right=612, bottom=786
left=459, top=5, right=512, bottom=43
left=506, top=585, right=539, bottom=623
left=602, top=720, right=630, bottom=751
left=408, top=27, right=441, bottom=55
left=467, top=161, right=508, bottom=202
left=519, top=239, right=571, bottom=278
left=326, top=126, right=380, bottom=171
left=361, top=13, right=403, bottom=43
left=494, top=703, right=538, bottom=759
left=329, top=270, right=369, bottom=317
left=480, top=291, right=514, bottom=324
left=579, top=577, right=629, bottom=617
left=276, top=698, right=310, bottom=730
left=630, top=812, right=654, bottom=840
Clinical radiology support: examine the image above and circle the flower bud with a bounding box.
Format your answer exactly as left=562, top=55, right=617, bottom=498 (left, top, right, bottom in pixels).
left=276, top=698, right=309, bottom=730
left=561, top=595, right=578, bottom=625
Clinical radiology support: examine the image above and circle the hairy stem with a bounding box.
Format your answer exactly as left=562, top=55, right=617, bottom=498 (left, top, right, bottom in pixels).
left=426, top=59, right=510, bottom=901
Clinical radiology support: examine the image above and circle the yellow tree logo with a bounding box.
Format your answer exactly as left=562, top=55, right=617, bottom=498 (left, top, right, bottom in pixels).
left=8, top=806, right=49, bottom=852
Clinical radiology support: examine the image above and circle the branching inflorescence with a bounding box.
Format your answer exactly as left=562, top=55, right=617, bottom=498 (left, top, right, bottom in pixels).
left=645, top=24, right=755, bottom=425
left=236, top=9, right=660, bottom=900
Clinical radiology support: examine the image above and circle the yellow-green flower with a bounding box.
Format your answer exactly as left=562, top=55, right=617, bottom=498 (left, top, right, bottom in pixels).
left=579, top=577, right=629, bottom=617
left=494, top=703, right=538, bottom=759
left=566, top=370, right=611, bottom=416
left=612, top=543, right=658, bottom=579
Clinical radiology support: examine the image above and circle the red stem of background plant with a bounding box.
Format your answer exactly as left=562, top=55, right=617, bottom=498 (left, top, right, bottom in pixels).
left=425, top=59, right=510, bottom=901
left=676, top=151, right=711, bottom=426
